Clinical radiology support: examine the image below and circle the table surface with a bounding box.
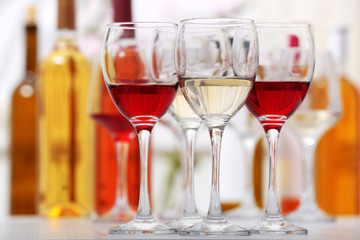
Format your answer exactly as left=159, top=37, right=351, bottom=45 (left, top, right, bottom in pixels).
left=1, top=216, right=359, bottom=240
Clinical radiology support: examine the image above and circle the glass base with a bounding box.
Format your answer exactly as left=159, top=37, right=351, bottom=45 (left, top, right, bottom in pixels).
left=248, top=217, right=307, bottom=235
left=166, top=215, right=203, bottom=230
left=285, top=203, right=334, bottom=222
left=94, top=204, right=135, bottom=222
left=226, top=203, right=262, bottom=219
left=96, top=211, right=134, bottom=223
left=109, top=218, right=178, bottom=235
left=179, top=218, right=250, bottom=236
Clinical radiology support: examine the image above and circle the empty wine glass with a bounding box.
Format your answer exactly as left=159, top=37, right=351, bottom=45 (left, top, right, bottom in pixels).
left=226, top=107, right=263, bottom=218
left=245, top=23, right=315, bottom=235
left=88, top=64, right=136, bottom=221
left=176, top=18, right=258, bottom=236
left=102, top=22, right=178, bottom=234
left=286, top=52, right=341, bottom=221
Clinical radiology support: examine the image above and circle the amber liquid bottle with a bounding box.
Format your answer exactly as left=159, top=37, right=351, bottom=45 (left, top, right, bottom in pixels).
left=10, top=6, right=37, bottom=215
left=315, top=26, right=360, bottom=215
left=94, top=0, right=151, bottom=216
left=37, top=0, right=93, bottom=218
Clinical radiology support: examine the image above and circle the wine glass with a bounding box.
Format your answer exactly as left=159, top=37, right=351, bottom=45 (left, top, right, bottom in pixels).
left=286, top=52, right=341, bottom=221
left=245, top=23, right=315, bottom=235
left=165, top=88, right=203, bottom=230
left=226, top=108, right=263, bottom=218
left=102, top=22, right=178, bottom=234
left=88, top=64, right=136, bottom=221
left=176, top=18, right=258, bottom=236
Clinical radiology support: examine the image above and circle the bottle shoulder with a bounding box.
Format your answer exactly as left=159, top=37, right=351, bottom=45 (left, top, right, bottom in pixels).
left=340, top=75, right=360, bottom=98
left=41, top=42, right=89, bottom=67
left=12, top=73, right=36, bottom=97
left=44, top=49, right=88, bottom=62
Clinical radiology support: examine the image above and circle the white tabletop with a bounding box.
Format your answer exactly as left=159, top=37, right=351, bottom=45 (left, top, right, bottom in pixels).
left=1, top=216, right=359, bottom=240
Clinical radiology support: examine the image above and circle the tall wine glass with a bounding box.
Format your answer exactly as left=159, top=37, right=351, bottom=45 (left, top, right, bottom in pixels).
left=227, top=108, right=263, bottom=218
left=165, top=88, right=203, bottom=230
left=245, top=23, right=315, bottom=235
left=176, top=18, right=258, bottom=236
left=286, top=52, right=341, bottom=221
left=102, top=22, right=178, bottom=235
left=88, top=64, right=136, bottom=221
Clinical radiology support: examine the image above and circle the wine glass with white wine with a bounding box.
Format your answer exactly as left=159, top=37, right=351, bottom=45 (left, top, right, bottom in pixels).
left=286, top=52, right=341, bottom=221
left=164, top=88, right=203, bottom=230
left=176, top=18, right=258, bottom=236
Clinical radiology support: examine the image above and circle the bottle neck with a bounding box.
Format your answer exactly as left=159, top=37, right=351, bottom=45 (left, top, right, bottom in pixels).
left=328, top=25, right=347, bottom=77
left=335, top=60, right=346, bottom=77
left=54, top=29, right=77, bottom=50
left=57, top=0, right=75, bottom=30
left=25, top=23, right=37, bottom=72
left=113, top=0, right=132, bottom=22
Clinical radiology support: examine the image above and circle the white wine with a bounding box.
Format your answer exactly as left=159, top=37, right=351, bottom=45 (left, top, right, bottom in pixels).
left=287, top=110, right=339, bottom=138
left=180, top=78, right=253, bottom=121
left=169, top=88, right=199, bottom=120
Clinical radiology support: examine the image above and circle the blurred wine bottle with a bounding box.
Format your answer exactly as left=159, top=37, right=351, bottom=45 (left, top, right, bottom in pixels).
left=37, top=0, right=94, bottom=218
left=315, top=25, right=360, bottom=215
left=94, top=0, right=151, bottom=216
left=253, top=139, right=264, bottom=209
left=10, top=6, right=37, bottom=215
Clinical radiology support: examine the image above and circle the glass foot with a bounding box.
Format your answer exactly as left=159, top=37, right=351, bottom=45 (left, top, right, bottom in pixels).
left=109, top=218, right=178, bottom=235
left=286, top=204, right=334, bottom=222
left=226, top=204, right=262, bottom=219
left=179, top=218, right=250, bottom=236
left=96, top=212, right=133, bottom=223
left=248, top=217, right=307, bottom=235
left=166, top=215, right=203, bottom=230
left=95, top=204, right=134, bottom=222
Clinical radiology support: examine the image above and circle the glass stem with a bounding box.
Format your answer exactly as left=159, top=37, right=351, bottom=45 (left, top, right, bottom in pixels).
left=299, top=138, right=318, bottom=210
left=114, top=140, right=130, bottom=210
left=263, top=128, right=283, bottom=220
left=207, top=126, right=226, bottom=222
left=182, top=127, right=200, bottom=218
left=134, top=130, right=153, bottom=221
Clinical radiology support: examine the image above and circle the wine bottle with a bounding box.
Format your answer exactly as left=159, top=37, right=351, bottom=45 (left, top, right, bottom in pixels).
left=315, top=25, right=360, bottom=215
left=37, top=0, right=94, bottom=218
left=10, top=6, right=37, bottom=215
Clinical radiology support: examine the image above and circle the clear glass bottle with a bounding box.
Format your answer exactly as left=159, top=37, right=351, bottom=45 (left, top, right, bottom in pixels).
left=37, top=0, right=94, bottom=218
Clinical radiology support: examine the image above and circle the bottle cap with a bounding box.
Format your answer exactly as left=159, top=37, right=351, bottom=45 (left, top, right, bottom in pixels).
left=26, top=6, right=36, bottom=25
left=113, top=0, right=132, bottom=22
left=288, top=34, right=299, bottom=47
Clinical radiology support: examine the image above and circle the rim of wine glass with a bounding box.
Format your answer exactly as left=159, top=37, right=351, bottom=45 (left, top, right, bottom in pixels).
left=106, top=22, right=178, bottom=29
left=255, top=22, right=312, bottom=29
left=179, top=17, right=255, bottom=26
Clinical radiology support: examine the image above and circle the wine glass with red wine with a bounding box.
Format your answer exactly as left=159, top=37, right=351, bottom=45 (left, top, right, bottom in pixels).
left=245, top=23, right=315, bottom=235
left=88, top=64, right=136, bottom=221
left=102, top=22, right=178, bottom=235
left=176, top=18, right=258, bottom=236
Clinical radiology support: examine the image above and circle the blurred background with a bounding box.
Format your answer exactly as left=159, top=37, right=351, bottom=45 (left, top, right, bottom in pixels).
left=0, top=0, right=359, bottom=220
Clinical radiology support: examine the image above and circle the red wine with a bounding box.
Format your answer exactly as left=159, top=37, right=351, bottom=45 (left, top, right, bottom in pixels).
left=91, top=113, right=135, bottom=142
left=108, top=82, right=178, bottom=132
left=246, top=81, right=310, bottom=132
